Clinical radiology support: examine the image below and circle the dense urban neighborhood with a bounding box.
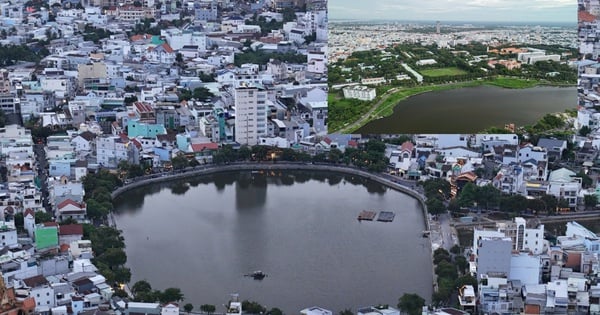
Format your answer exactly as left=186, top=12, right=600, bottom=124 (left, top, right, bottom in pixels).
left=0, top=0, right=599, bottom=314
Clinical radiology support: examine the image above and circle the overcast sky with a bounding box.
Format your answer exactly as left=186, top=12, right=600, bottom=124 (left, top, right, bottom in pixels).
left=328, top=0, right=576, bottom=23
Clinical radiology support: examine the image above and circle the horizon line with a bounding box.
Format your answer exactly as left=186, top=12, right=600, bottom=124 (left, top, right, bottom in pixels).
left=329, top=18, right=577, bottom=25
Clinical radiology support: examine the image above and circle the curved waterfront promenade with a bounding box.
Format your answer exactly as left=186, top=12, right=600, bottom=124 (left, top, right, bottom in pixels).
left=110, top=162, right=430, bottom=231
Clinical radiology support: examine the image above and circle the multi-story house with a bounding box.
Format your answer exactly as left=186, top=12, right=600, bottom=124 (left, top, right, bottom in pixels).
left=96, top=135, right=132, bottom=168
left=547, top=168, right=582, bottom=209
left=234, top=83, right=268, bottom=146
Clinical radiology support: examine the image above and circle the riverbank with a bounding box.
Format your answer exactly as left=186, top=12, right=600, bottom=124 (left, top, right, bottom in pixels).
left=332, top=77, right=575, bottom=134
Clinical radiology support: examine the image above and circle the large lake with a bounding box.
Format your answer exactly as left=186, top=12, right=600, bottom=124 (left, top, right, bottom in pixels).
left=357, top=85, right=576, bottom=134
left=113, top=171, right=433, bottom=313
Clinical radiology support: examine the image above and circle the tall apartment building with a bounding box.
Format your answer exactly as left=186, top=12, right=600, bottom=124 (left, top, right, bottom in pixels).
left=234, top=84, right=268, bottom=146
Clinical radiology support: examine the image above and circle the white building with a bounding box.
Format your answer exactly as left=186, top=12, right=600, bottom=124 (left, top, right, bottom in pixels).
left=300, top=307, right=332, bottom=315
left=547, top=168, right=582, bottom=208
left=95, top=135, right=130, bottom=168
left=342, top=85, right=376, bottom=101
left=161, top=29, right=207, bottom=51
left=234, top=84, right=268, bottom=146
left=416, top=59, right=437, bottom=66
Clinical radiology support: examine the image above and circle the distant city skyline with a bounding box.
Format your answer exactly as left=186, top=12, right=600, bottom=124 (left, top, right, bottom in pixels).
left=328, top=0, right=576, bottom=24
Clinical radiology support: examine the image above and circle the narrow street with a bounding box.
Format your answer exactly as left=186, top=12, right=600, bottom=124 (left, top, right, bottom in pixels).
left=33, top=144, right=51, bottom=213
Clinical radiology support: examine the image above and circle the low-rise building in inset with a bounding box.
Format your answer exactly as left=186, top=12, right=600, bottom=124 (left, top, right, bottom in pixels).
left=342, top=85, right=376, bottom=101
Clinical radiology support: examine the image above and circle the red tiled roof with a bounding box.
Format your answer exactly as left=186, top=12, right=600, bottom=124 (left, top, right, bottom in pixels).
left=59, top=224, right=83, bottom=236
left=134, top=101, right=154, bottom=113
left=579, top=10, right=596, bottom=23
left=60, top=244, right=70, bottom=253
left=131, top=138, right=143, bottom=150
left=348, top=140, right=358, bottom=148
left=130, top=34, right=152, bottom=41
left=22, top=297, right=36, bottom=311
left=400, top=141, right=414, bottom=152
left=191, top=143, right=219, bottom=152
left=42, top=222, right=58, bottom=227
left=323, top=137, right=332, bottom=144
left=57, top=199, right=85, bottom=210
left=23, top=275, right=48, bottom=288
left=24, top=208, right=35, bottom=218
left=456, top=171, right=478, bottom=182
left=161, top=43, right=174, bottom=53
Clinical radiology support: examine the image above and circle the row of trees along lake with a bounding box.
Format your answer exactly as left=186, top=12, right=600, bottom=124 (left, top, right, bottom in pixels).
left=328, top=43, right=577, bottom=132
left=117, top=141, right=391, bottom=180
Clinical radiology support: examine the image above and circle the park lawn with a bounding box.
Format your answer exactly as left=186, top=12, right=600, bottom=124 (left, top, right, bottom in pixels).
left=420, top=67, right=468, bottom=77
left=485, top=77, right=539, bottom=89
left=328, top=92, right=372, bottom=132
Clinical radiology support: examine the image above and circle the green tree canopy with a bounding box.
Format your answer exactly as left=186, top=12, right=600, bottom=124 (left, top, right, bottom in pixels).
left=160, top=287, right=184, bottom=304
left=200, top=304, right=215, bottom=314
left=132, top=280, right=152, bottom=295
left=397, top=293, right=425, bottom=315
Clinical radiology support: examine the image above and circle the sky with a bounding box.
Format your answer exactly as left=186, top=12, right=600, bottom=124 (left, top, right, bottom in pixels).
left=328, top=0, right=576, bottom=24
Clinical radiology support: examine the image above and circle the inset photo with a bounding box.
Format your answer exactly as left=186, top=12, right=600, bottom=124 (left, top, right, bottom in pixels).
left=328, top=0, right=578, bottom=134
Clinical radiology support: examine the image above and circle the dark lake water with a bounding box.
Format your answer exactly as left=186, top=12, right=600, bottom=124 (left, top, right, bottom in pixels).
left=357, top=85, right=576, bottom=134
left=113, top=171, right=433, bottom=313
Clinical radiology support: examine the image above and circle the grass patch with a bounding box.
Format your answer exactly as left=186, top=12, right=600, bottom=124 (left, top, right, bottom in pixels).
left=420, top=67, right=468, bottom=77
left=328, top=92, right=372, bottom=132
left=484, top=77, right=539, bottom=89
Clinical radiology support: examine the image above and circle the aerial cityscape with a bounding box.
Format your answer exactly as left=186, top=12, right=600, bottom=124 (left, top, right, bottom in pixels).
left=0, top=0, right=599, bottom=314
left=328, top=18, right=579, bottom=133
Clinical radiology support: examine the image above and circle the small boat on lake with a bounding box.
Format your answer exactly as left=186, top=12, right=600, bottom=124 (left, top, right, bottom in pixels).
left=245, top=270, right=267, bottom=280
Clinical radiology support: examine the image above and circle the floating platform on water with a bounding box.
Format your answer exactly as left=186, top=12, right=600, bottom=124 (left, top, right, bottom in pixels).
left=377, top=211, right=395, bottom=222
left=358, top=210, right=377, bottom=221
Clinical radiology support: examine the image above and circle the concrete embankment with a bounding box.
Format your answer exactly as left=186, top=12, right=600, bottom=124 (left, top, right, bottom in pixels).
left=111, top=163, right=429, bottom=231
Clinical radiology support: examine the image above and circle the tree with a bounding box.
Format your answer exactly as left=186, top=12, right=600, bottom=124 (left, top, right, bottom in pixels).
left=426, top=197, right=445, bottom=215
left=184, top=304, right=194, bottom=314
left=339, top=309, right=354, bottom=315
left=34, top=211, right=53, bottom=223
left=97, top=247, right=127, bottom=267
left=113, top=266, right=131, bottom=283
left=238, top=145, right=251, bottom=161
left=241, top=301, right=266, bottom=314
left=267, top=308, right=283, bottom=315
left=576, top=171, right=593, bottom=189
left=132, top=280, right=152, bottom=295
left=13, top=213, right=23, bottom=231
left=433, top=248, right=451, bottom=265
left=585, top=194, right=598, bottom=210
left=435, top=260, right=458, bottom=280
left=540, top=194, right=558, bottom=214
left=397, top=293, right=425, bottom=315
left=455, top=274, right=478, bottom=290
left=422, top=179, right=451, bottom=200
left=328, top=148, right=342, bottom=163
left=450, top=244, right=461, bottom=255
left=455, top=255, right=469, bottom=274
left=192, top=87, right=214, bottom=101
left=160, top=287, right=184, bottom=304
left=171, top=155, right=189, bottom=170
left=200, top=304, right=216, bottom=314
left=579, top=125, right=592, bottom=137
